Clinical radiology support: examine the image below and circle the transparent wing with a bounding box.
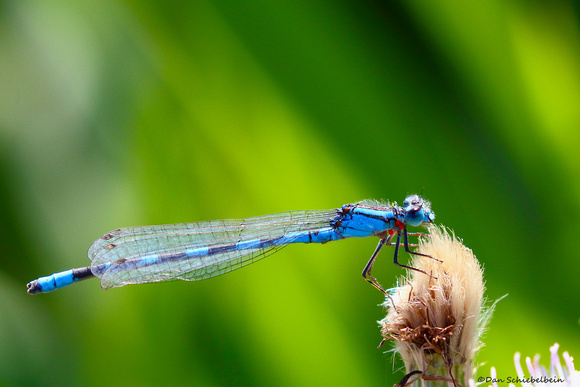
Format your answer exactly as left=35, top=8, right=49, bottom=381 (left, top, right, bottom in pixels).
left=88, top=209, right=337, bottom=289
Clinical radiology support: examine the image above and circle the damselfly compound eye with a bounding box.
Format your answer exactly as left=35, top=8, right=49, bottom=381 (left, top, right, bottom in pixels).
left=403, top=195, right=423, bottom=210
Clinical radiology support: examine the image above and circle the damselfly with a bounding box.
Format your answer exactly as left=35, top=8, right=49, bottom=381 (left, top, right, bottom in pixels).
left=27, top=195, right=438, bottom=295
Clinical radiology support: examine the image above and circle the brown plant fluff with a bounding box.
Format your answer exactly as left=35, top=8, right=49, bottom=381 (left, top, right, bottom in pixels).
left=379, top=226, right=494, bottom=386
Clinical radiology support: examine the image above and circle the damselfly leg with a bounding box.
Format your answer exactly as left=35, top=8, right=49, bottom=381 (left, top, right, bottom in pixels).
left=362, top=234, right=393, bottom=294
left=363, top=229, right=442, bottom=294
left=388, top=232, right=427, bottom=248
left=402, top=229, right=442, bottom=263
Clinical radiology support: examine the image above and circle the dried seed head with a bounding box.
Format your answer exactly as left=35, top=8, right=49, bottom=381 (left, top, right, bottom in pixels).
left=379, top=225, right=495, bottom=385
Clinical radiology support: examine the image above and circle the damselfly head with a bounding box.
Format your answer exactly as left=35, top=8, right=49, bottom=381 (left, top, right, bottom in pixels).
left=403, top=194, right=435, bottom=227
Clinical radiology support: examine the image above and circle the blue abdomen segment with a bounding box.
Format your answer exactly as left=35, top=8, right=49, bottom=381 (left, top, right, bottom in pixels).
left=32, top=271, right=75, bottom=293
left=27, top=267, right=94, bottom=294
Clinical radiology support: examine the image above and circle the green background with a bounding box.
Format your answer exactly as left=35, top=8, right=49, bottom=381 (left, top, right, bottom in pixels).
left=1, top=0, right=579, bottom=386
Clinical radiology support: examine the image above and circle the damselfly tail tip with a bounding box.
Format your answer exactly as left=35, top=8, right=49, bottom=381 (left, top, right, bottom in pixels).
left=26, top=280, right=41, bottom=295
